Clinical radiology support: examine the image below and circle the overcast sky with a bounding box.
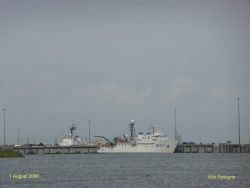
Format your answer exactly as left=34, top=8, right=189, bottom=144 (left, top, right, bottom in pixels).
left=0, top=0, right=250, bottom=144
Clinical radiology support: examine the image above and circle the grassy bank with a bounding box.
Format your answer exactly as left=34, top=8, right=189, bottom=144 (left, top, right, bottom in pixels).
left=0, top=148, right=24, bottom=158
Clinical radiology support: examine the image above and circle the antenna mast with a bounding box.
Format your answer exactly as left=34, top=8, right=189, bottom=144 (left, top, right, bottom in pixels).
left=129, top=120, right=136, bottom=140
left=70, top=122, right=76, bottom=139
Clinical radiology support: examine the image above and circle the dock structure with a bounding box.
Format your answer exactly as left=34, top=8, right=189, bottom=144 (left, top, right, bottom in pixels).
left=175, top=144, right=214, bottom=153
left=175, top=143, right=250, bottom=153
left=2, top=143, right=250, bottom=155
left=13, top=145, right=97, bottom=155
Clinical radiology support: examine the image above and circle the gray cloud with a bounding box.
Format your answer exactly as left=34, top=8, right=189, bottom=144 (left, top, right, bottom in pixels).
left=0, top=0, right=249, bottom=144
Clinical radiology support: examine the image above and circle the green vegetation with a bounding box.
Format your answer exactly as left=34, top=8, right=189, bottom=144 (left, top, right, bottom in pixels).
left=0, top=148, right=24, bottom=158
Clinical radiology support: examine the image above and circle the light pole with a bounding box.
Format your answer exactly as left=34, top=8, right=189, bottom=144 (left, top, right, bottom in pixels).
left=174, top=108, right=177, bottom=140
left=3, top=108, right=7, bottom=145
left=237, top=97, right=241, bottom=145
left=18, top=129, right=20, bottom=145
left=88, top=120, right=91, bottom=143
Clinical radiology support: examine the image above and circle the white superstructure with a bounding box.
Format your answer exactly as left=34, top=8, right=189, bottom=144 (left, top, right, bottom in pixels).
left=59, top=124, right=85, bottom=146
left=97, top=120, right=177, bottom=153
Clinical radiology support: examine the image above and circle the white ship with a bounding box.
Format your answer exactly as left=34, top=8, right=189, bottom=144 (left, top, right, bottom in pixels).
left=59, top=123, right=85, bottom=146
left=97, top=120, right=178, bottom=153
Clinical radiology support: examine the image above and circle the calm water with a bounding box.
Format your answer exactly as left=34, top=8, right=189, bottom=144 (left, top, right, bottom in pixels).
left=0, top=153, right=250, bottom=188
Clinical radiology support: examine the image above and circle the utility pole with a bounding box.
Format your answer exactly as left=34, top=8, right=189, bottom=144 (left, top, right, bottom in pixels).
left=238, top=96, right=241, bottom=145
left=174, top=108, right=177, bottom=140
left=88, top=120, right=91, bottom=143
left=3, top=108, right=7, bottom=145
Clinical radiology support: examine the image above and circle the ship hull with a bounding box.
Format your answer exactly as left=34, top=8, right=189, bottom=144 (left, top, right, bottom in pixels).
left=97, top=140, right=178, bottom=153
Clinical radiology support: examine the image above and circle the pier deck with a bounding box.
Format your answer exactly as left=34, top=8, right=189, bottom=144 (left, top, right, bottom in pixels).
left=6, top=143, right=250, bottom=155
left=13, top=145, right=97, bottom=155
left=175, top=143, right=250, bottom=153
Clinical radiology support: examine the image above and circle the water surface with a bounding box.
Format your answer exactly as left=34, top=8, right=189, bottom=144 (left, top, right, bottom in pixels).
left=0, top=153, right=249, bottom=188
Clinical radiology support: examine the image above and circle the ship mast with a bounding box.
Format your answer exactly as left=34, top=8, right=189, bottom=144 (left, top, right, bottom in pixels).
left=70, top=122, right=77, bottom=139
left=129, top=120, right=136, bottom=141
